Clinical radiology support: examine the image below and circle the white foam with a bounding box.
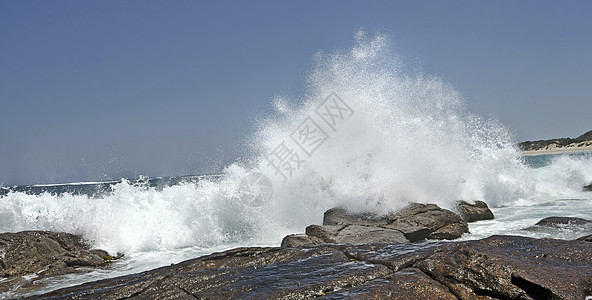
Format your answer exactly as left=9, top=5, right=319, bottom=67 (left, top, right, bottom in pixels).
left=30, top=181, right=121, bottom=187
left=1, top=31, right=591, bottom=258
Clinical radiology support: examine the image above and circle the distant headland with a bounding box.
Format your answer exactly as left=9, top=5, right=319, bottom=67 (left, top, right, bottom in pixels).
left=519, top=130, right=592, bottom=156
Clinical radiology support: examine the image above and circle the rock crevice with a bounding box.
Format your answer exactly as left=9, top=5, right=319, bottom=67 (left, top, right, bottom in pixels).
left=27, top=235, right=592, bottom=300
left=5, top=202, right=592, bottom=300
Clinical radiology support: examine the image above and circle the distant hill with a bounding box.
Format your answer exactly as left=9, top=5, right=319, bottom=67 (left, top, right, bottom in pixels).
left=519, top=130, right=592, bottom=151
left=576, top=130, right=592, bottom=141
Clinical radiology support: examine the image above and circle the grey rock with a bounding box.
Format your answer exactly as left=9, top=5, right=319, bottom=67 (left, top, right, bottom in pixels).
left=455, top=200, right=494, bottom=222
left=584, top=183, right=592, bottom=192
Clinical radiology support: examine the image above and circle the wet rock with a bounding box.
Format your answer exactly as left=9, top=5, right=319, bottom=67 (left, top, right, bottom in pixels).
left=584, top=183, right=592, bottom=192
left=524, top=216, right=592, bottom=240
left=0, top=231, right=111, bottom=277
left=62, top=250, right=108, bottom=267
left=386, top=203, right=469, bottom=240
left=534, top=216, right=592, bottom=227
left=414, top=235, right=592, bottom=300
left=303, top=224, right=409, bottom=244
left=455, top=200, right=494, bottom=222
left=387, top=223, right=432, bottom=242
left=284, top=203, right=469, bottom=247
left=0, top=231, right=115, bottom=296
left=305, top=224, right=344, bottom=242
left=31, top=235, right=592, bottom=299
left=577, top=234, right=592, bottom=242
left=31, top=245, right=392, bottom=299
left=323, top=207, right=389, bottom=226
left=280, top=234, right=323, bottom=247
left=89, top=249, right=123, bottom=261
left=343, top=241, right=452, bottom=272
left=319, top=268, right=458, bottom=300
left=340, top=225, right=408, bottom=244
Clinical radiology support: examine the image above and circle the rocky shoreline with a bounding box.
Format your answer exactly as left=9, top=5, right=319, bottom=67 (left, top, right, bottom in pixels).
left=2, top=200, right=591, bottom=299
left=519, top=129, right=592, bottom=155
left=0, top=231, right=121, bottom=298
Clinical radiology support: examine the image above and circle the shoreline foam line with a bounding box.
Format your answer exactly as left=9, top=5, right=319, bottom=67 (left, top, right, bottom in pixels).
left=522, top=145, right=592, bottom=156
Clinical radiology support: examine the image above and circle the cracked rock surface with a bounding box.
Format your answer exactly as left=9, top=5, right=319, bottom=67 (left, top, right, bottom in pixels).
left=29, top=235, right=592, bottom=299
left=0, top=231, right=117, bottom=297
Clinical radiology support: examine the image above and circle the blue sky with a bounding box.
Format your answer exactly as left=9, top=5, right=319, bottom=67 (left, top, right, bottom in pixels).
left=1, top=1, right=591, bottom=185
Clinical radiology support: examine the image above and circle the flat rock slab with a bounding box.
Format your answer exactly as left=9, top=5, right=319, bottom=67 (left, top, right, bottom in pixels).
left=30, top=235, right=592, bottom=299
left=30, top=246, right=392, bottom=299
left=318, top=268, right=457, bottom=300
left=305, top=224, right=409, bottom=244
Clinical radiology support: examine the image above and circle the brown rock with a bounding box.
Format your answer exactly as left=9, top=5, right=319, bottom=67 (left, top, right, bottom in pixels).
left=343, top=241, right=453, bottom=272
left=30, top=235, right=592, bottom=300
left=0, top=231, right=115, bottom=296
left=30, top=245, right=392, bottom=299
left=318, top=268, right=457, bottom=300
left=415, top=235, right=592, bottom=300
left=333, top=225, right=409, bottom=244
left=323, top=207, right=389, bottom=226
left=305, top=224, right=344, bottom=243
left=0, top=231, right=109, bottom=277
left=534, top=216, right=592, bottom=227
left=283, top=203, right=469, bottom=248
left=280, top=234, right=320, bottom=247
left=386, top=203, right=469, bottom=240
left=386, top=223, right=432, bottom=242
left=303, top=224, right=410, bottom=245
left=455, top=200, right=494, bottom=222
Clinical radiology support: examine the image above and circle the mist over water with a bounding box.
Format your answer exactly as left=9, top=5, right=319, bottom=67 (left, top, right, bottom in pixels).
left=237, top=31, right=534, bottom=238
left=1, top=32, right=591, bottom=258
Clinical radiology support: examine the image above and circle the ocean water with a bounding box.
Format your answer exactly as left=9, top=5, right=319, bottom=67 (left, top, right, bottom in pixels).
left=1, top=32, right=591, bottom=298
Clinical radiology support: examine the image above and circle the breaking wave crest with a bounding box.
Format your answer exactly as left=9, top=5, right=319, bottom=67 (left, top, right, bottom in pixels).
left=1, top=31, right=591, bottom=254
